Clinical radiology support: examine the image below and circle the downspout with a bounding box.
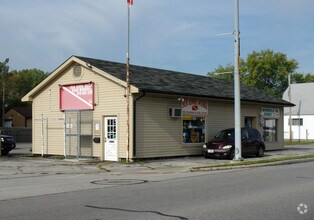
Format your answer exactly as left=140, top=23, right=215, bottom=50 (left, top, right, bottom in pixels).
left=133, top=91, right=146, bottom=157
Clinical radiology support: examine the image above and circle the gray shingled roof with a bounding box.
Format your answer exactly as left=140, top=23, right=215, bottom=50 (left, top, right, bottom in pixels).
left=76, top=56, right=293, bottom=106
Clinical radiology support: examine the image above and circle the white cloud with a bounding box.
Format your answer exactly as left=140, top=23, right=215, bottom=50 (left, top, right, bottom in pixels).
left=0, top=0, right=313, bottom=74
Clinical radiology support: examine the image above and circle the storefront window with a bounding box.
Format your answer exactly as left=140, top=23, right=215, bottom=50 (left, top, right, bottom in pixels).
left=263, top=119, right=277, bottom=142
left=183, top=116, right=205, bottom=143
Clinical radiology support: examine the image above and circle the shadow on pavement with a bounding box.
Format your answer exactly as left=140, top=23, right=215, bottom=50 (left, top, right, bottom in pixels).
left=7, top=142, right=32, bottom=157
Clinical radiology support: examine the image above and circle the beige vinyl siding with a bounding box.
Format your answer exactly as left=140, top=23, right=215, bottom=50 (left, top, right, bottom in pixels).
left=136, top=95, right=190, bottom=158
left=91, top=70, right=129, bottom=159
left=206, top=100, right=234, bottom=140
left=135, top=95, right=285, bottom=158
left=32, top=107, right=64, bottom=155
left=207, top=101, right=284, bottom=150
left=31, top=64, right=129, bottom=159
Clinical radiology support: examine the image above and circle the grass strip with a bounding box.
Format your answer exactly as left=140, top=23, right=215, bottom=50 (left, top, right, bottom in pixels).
left=284, top=141, right=314, bottom=145
left=192, top=154, right=314, bottom=170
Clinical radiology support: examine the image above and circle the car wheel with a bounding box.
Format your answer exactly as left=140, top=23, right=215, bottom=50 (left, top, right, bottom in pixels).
left=229, top=150, right=235, bottom=160
left=204, top=154, right=211, bottom=159
left=1, top=150, right=9, bottom=156
left=256, top=146, right=264, bottom=157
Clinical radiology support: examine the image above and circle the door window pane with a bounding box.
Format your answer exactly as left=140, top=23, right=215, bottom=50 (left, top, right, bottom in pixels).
left=107, top=119, right=117, bottom=139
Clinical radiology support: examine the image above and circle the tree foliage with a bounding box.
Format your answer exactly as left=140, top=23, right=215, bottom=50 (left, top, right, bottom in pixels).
left=291, top=73, right=314, bottom=83
left=1, top=66, right=47, bottom=111
left=208, top=49, right=313, bottom=97
left=208, top=63, right=235, bottom=81
left=241, top=50, right=298, bottom=97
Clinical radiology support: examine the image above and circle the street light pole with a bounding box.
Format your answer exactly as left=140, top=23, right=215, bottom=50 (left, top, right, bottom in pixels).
left=234, top=0, right=242, bottom=160
left=2, top=58, right=9, bottom=127
left=288, top=74, right=292, bottom=142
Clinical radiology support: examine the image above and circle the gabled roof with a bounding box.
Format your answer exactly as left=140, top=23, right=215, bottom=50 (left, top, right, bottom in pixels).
left=11, top=107, right=32, bottom=118
left=283, top=83, right=314, bottom=115
left=76, top=56, right=293, bottom=106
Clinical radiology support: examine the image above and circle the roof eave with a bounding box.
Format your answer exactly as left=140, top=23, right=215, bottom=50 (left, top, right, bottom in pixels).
left=139, top=89, right=295, bottom=107
left=22, top=56, right=79, bottom=102
left=21, top=56, right=140, bottom=102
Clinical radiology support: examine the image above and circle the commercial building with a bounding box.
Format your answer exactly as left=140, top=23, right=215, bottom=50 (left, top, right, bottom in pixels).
left=22, top=56, right=293, bottom=161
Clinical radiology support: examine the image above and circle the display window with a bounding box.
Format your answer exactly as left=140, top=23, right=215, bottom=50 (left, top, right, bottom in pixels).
left=263, top=119, right=277, bottom=142
left=183, top=116, right=205, bottom=143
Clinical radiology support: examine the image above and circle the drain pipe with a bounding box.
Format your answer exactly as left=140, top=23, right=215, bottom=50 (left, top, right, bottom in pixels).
left=133, top=91, right=146, bottom=158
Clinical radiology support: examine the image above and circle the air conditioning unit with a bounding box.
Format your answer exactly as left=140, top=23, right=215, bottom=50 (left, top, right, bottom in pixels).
left=169, top=107, right=182, bottom=117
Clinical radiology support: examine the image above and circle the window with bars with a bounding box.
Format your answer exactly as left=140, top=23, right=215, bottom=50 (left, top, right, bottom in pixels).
left=288, top=118, right=303, bottom=126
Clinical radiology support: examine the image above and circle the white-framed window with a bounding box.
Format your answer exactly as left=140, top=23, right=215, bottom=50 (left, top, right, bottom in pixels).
left=288, top=118, right=303, bottom=126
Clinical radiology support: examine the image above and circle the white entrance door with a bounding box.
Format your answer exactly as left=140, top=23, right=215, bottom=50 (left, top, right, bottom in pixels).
left=104, top=117, right=118, bottom=161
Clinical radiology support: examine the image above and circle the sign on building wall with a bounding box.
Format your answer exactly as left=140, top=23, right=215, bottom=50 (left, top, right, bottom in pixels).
left=182, top=98, right=208, bottom=116
left=261, top=108, right=280, bottom=119
left=59, top=82, right=94, bottom=111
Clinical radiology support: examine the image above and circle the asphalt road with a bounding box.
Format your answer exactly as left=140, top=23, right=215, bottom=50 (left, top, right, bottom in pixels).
left=0, top=161, right=313, bottom=220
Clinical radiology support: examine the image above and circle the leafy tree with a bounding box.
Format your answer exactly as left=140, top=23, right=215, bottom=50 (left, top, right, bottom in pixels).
left=241, top=50, right=298, bottom=97
left=208, top=63, right=235, bottom=81
left=291, top=73, right=314, bottom=83
left=208, top=49, right=307, bottom=97
left=1, top=67, right=47, bottom=111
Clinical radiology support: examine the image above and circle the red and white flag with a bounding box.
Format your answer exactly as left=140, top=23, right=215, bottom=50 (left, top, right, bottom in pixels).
left=127, top=0, right=133, bottom=6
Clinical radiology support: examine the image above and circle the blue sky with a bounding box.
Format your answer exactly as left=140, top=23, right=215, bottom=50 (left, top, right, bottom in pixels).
left=1, top=0, right=314, bottom=75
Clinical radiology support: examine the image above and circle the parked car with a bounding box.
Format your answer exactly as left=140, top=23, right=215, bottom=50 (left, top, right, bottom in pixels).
left=1, top=135, right=16, bottom=155
left=202, top=127, right=265, bottom=159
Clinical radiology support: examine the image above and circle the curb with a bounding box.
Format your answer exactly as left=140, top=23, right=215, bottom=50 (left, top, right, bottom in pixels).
left=190, top=157, right=314, bottom=172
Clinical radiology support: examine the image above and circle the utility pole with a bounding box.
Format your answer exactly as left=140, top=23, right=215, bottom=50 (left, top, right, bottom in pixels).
left=126, top=0, right=133, bottom=162
left=0, top=58, right=9, bottom=157
left=234, top=0, right=242, bottom=160
left=2, top=58, right=9, bottom=127
left=288, top=74, right=292, bottom=142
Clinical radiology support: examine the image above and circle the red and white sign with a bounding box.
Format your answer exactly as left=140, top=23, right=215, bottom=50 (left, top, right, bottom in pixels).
left=182, top=98, right=208, bottom=116
left=59, top=82, right=94, bottom=111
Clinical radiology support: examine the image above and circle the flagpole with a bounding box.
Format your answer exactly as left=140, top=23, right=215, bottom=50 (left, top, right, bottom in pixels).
left=126, top=1, right=131, bottom=162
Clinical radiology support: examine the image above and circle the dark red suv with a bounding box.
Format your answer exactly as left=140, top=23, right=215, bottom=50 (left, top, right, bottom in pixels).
left=202, top=128, right=265, bottom=159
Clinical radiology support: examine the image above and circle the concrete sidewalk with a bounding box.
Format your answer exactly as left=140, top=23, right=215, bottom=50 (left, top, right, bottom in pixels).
left=1, top=143, right=314, bottom=176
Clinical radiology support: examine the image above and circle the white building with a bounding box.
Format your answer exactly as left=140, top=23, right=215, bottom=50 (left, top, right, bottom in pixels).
left=283, top=82, right=314, bottom=141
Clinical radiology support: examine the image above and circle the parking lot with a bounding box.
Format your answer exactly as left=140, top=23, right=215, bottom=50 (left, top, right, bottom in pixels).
left=1, top=142, right=314, bottom=176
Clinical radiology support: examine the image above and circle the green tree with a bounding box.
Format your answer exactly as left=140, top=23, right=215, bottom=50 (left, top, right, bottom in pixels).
left=291, top=73, right=314, bottom=83
left=241, top=49, right=298, bottom=97
left=2, top=68, right=47, bottom=110
left=208, top=49, right=306, bottom=97
left=208, top=63, right=234, bottom=81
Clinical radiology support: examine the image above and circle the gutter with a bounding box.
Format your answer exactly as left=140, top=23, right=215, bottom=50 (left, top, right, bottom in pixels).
left=138, top=89, right=295, bottom=107
left=133, top=91, right=146, bottom=157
